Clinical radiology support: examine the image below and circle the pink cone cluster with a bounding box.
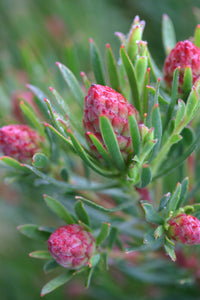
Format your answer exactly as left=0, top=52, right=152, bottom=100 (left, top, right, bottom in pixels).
left=163, top=40, right=200, bottom=93
left=0, top=124, right=42, bottom=162
left=167, top=213, right=200, bottom=245
left=47, top=224, right=96, bottom=269
left=83, top=84, right=138, bottom=162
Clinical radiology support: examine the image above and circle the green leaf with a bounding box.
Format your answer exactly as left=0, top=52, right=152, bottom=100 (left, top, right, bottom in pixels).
left=0, top=156, right=28, bottom=171
left=146, top=86, right=170, bottom=105
left=140, top=164, right=152, bottom=188
left=158, top=193, right=171, bottom=212
left=108, top=227, right=118, bottom=250
left=86, top=132, right=116, bottom=169
left=106, top=44, right=120, bottom=91
left=164, top=237, right=176, bottom=261
left=154, top=226, right=164, bottom=239
left=29, top=250, right=52, bottom=260
left=183, top=66, right=193, bottom=97
left=142, top=67, right=150, bottom=115
left=44, top=123, right=73, bottom=149
left=43, top=260, right=59, bottom=274
left=89, top=253, right=100, bottom=268
left=26, top=84, right=50, bottom=120
left=32, top=153, right=49, bottom=168
left=128, top=114, right=141, bottom=156
left=120, top=46, right=141, bottom=116
left=56, top=62, right=84, bottom=108
left=151, top=103, right=162, bottom=158
left=44, top=194, right=75, bottom=224
left=85, top=267, right=94, bottom=289
left=185, top=86, right=198, bottom=119
left=17, top=224, right=50, bottom=241
left=67, top=129, right=117, bottom=177
left=167, top=182, right=181, bottom=212
left=80, top=72, right=91, bottom=90
left=19, top=101, right=45, bottom=137
left=41, top=272, right=74, bottom=297
left=135, top=56, right=148, bottom=91
left=100, top=115, right=126, bottom=172
left=181, top=127, right=194, bottom=146
left=75, top=200, right=90, bottom=226
left=89, top=39, right=105, bottom=85
left=175, top=99, right=186, bottom=128
left=96, top=222, right=111, bottom=246
left=163, top=67, right=179, bottom=131
left=75, top=196, right=135, bottom=213
left=162, top=14, right=176, bottom=55
left=141, top=202, right=164, bottom=225
left=177, top=177, right=189, bottom=208
left=194, top=24, right=200, bottom=48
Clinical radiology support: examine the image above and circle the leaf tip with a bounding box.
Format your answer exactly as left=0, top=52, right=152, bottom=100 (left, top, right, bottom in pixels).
left=106, top=43, right=110, bottom=48
left=49, top=86, right=54, bottom=91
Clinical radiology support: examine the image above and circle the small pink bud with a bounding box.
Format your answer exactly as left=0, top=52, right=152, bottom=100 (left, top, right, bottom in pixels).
left=0, top=124, right=43, bottom=162
left=83, top=84, right=138, bottom=162
left=47, top=224, right=96, bottom=269
left=163, top=40, right=200, bottom=93
left=167, top=213, right=200, bottom=245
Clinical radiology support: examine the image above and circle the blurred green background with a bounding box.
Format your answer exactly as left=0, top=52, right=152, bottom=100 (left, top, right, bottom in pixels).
left=1, top=0, right=200, bottom=299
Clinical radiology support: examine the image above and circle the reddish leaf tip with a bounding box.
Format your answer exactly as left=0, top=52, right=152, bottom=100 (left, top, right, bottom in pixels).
left=120, top=44, right=125, bottom=49
left=147, top=67, right=151, bottom=72
left=56, top=61, right=60, bottom=66
left=144, top=113, right=147, bottom=118
left=106, top=43, right=110, bottom=48
left=196, top=24, right=200, bottom=29
left=49, top=86, right=54, bottom=91
left=89, top=38, right=93, bottom=43
left=158, top=77, right=161, bottom=82
left=80, top=71, right=85, bottom=77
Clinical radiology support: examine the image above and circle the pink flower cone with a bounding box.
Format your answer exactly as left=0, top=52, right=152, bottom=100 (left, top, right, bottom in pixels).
left=163, top=40, right=200, bottom=93
left=83, top=84, right=138, bottom=162
left=167, top=213, right=200, bottom=245
left=0, top=124, right=43, bottom=162
left=47, top=224, right=96, bottom=269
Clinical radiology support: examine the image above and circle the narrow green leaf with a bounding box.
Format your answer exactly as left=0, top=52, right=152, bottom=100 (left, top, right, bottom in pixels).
left=19, top=101, right=45, bottom=136
left=167, top=183, right=181, bottom=212
left=0, top=156, right=27, bottom=171
left=147, top=50, right=163, bottom=81
left=158, top=193, right=171, bottom=212
left=151, top=103, right=162, bottom=158
left=85, top=267, right=94, bottom=289
left=17, top=224, right=50, bottom=241
left=141, top=202, right=164, bottom=225
left=75, top=196, right=134, bottom=213
left=140, top=164, right=152, bottom=188
left=96, top=222, right=111, bottom=246
left=89, top=39, right=105, bottom=85
left=169, top=134, right=182, bottom=145
left=164, top=237, right=176, bottom=261
left=185, top=86, right=198, bottom=119
left=41, top=272, right=74, bottom=296
left=142, top=67, right=150, bottom=115
left=89, top=253, right=100, bottom=268
left=128, top=114, right=140, bottom=156
left=67, top=129, right=117, bottom=177
left=183, top=66, right=193, bottom=97
left=181, top=127, right=194, bottom=146
left=162, top=14, right=176, bottom=55
left=106, top=44, right=120, bottom=91
left=100, top=115, right=126, bottom=172
left=177, top=177, right=189, bottom=208
left=43, top=99, right=62, bottom=131
left=120, top=46, right=141, bottom=116
left=80, top=71, right=91, bottom=90
left=86, top=132, right=116, bottom=168
left=108, top=227, right=118, bottom=250
left=194, top=24, right=200, bottom=48
left=175, top=99, right=186, bottom=128
left=44, top=194, right=75, bottom=224
left=146, top=86, right=170, bottom=105
left=56, top=62, right=84, bottom=108
left=75, top=200, right=90, bottom=226
left=135, top=56, right=148, bottom=91
left=164, top=67, right=179, bottom=131
left=32, top=153, right=49, bottom=168
left=154, top=226, right=164, bottom=239
left=154, top=130, right=200, bottom=179
left=29, top=250, right=52, bottom=260
left=44, top=123, right=73, bottom=149
left=26, top=84, right=50, bottom=120
left=43, top=260, right=59, bottom=274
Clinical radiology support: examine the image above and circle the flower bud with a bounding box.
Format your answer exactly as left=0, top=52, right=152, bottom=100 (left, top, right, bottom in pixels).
left=83, top=84, right=138, bottom=162
left=47, top=224, right=96, bottom=269
left=163, top=40, right=200, bottom=94
left=0, top=124, right=43, bottom=162
left=167, top=213, right=200, bottom=245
